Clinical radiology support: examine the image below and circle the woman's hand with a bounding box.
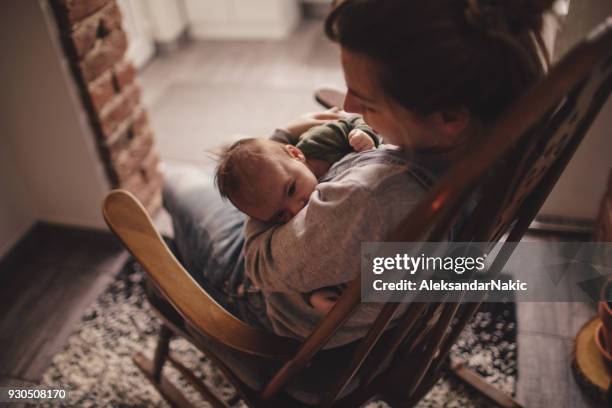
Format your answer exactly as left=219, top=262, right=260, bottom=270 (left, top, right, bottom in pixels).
left=280, top=107, right=349, bottom=138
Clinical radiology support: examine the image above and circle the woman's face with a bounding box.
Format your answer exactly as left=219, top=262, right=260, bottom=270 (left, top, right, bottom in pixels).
left=340, top=48, right=465, bottom=150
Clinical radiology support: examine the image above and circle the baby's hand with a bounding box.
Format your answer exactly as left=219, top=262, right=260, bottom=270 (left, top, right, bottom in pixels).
left=348, top=129, right=375, bottom=152
left=309, top=289, right=340, bottom=314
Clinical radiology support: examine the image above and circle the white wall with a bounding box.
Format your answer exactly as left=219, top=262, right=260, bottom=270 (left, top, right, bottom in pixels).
left=184, top=0, right=300, bottom=39
left=539, top=98, right=612, bottom=220
left=0, top=0, right=111, bottom=258
left=147, top=0, right=187, bottom=43
left=538, top=0, right=612, bottom=221
left=118, top=0, right=156, bottom=68
left=118, top=0, right=188, bottom=68
left=0, top=137, right=36, bottom=258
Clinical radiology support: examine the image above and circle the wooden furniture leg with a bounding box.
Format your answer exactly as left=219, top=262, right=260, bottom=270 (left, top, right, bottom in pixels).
left=133, top=352, right=195, bottom=408
left=167, top=354, right=229, bottom=408
left=152, top=324, right=173, bottom=382
left=134, top=323, right=230, bottom=408
left=450, top=360, right=523, bottom=408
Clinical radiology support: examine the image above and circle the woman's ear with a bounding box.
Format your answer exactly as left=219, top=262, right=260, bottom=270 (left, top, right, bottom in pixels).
left=430, top=108, right=470, bottom=138
left=284, top=145, right=306, bottom=162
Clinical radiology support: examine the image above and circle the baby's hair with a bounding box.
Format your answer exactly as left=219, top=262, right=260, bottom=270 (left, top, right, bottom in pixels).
left=215, top=138, right=256, bottom=201
left=214, top=138, right=283, bottom=202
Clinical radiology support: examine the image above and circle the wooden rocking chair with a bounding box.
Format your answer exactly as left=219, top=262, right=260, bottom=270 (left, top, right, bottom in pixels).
left=102, top=17, right=612, bottom=408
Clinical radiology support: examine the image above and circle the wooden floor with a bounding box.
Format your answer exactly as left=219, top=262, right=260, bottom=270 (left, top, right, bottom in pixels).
left=139, top=18, right=345, bottom=169
left=0, top=223, right=128, bottom=387
left=514, top=231, right=605, bottom=408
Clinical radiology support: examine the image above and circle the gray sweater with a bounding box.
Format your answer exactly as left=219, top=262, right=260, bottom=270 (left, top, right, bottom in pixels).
left=244, top=147, right=436, bottom=347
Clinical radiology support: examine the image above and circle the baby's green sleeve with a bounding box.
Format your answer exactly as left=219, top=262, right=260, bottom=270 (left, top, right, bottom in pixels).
left=296, top=115, right=381, bottom=163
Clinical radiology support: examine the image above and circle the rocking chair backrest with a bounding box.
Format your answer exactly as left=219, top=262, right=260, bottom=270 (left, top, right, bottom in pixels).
left=261, top=17, right=612, bottom=407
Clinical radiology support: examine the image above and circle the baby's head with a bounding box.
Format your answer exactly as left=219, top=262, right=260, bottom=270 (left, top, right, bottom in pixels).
left=215, top=138, right=318, bottom=223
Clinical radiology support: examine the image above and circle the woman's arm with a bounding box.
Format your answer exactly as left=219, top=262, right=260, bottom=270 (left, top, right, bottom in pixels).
left=244, top=181, right=377, bottom=293
left=278, top=107, right=349, bottom=140
left=243, top=161, right=428, bottom=294
left=295, top=115, right=381, bottom=163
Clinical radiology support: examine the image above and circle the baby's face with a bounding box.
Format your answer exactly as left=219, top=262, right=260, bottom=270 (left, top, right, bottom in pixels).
left=233, top=148, right=318, bottom=223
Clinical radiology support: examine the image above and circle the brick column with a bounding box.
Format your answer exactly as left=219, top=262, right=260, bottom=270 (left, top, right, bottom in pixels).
left=49, top=0, right=162, bottom=215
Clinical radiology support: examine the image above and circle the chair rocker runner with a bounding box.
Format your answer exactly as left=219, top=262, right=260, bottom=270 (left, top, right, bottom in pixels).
left=103, top=18, right=612, bottom=408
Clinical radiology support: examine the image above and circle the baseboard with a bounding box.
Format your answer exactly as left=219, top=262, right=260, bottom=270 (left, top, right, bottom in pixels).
left=301, top=1, right=331, bottom=19
left=38, top=213, right=107, bottom=230
left=0, top=220, right=36, bottom=261
left=530, top=214, right=595, bottom=234
left=155, top=27, right=191, bottom=56
left=189, top=19, right=298, bottom=40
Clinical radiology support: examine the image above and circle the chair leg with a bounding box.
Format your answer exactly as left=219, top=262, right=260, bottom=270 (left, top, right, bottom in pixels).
left=152, top=324, right=173, bottom=382
left=133, top=323, right=230, bottom=408
left=134, top=352, right=196, bottom=408
left=167, top=354, right=229, bottom=408
left=450, top=360, right=523, bottom=408
left=134, top=324, right=195, bottom=407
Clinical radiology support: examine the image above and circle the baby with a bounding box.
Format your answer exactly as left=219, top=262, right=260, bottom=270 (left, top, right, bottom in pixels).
left=215, top=115, right=380, bottom=223
left=215, top=115, right=380, bottom=313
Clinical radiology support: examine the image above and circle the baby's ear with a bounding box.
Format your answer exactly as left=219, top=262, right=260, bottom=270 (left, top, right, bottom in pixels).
left=284, top=145, right=306, bottom=162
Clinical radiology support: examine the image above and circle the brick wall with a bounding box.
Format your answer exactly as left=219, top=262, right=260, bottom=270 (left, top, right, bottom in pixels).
left=49, top=0, right=162, bottom=215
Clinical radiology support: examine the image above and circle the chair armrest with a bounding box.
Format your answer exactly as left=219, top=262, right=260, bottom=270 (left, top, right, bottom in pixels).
left=102, top=190, right=299, bottom=358
left=314, top=87, right=345, bottom=109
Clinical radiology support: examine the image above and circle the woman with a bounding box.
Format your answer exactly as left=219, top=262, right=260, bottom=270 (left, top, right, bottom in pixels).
left=164, top=0, right=554, bottom=347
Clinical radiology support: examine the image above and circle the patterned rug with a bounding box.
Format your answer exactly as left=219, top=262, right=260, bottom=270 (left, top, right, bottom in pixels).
left=39, top=260, right=517, bottom=407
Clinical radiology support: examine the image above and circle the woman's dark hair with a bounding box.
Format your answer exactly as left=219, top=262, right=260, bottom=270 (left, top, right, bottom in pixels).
left=325, top=0, right=556, bottom=121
